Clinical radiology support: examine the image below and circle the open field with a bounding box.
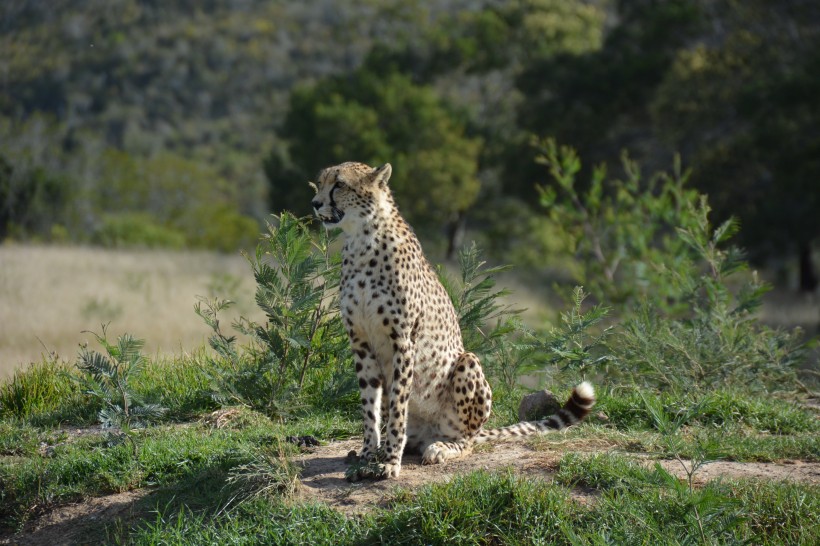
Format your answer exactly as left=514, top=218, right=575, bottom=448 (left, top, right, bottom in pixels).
left=0, top=245, right=261, bottom=378
left=0, top=244, right=558, bottom=379
left=2, top=244, right=818, bottom=379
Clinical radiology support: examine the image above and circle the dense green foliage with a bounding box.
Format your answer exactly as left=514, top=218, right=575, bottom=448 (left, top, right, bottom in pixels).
left=196, top=212, right=354, bottom=418
left=2, top=0, right=817, bottom=282
left=268, top=68, right=481, bottom=253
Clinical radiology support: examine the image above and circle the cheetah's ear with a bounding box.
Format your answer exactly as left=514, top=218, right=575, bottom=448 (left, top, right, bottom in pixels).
left=371, top=163, right=392, bottom=188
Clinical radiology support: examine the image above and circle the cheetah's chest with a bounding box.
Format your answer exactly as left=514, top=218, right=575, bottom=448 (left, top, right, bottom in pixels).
left=341, top=251, right=404, bottom=360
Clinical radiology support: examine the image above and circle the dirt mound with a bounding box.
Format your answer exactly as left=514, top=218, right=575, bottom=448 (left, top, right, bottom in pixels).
left=295, top=438, right=820, bottom=513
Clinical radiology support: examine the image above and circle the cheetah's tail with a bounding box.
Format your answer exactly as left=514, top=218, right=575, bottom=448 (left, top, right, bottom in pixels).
left=473, top=382, right=595, bottom=444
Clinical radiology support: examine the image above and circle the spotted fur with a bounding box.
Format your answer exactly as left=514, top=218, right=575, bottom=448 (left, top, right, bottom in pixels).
left=310, top=162, right=595, bottom=480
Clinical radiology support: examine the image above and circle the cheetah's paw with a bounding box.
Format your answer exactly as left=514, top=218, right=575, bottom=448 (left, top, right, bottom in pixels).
left=421, top=444, right=447, bottom=465
left=345, top=460, right=401, bottom=481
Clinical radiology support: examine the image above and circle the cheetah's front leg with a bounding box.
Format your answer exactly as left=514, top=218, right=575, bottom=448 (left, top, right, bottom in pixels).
left=351, top=344, right=383, bottom=464
left=380, top=340, right=414, bottom=478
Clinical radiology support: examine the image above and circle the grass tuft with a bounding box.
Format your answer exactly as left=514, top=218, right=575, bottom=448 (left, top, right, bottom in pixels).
left=224, top=441, right=300, bottom=504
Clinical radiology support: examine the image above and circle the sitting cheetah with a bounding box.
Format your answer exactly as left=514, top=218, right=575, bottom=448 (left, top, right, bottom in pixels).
left=310, top=161, right=595, bottom=480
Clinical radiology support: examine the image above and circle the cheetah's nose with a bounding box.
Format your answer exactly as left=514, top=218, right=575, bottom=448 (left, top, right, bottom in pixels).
left=311, top=200, right=322, bottom=210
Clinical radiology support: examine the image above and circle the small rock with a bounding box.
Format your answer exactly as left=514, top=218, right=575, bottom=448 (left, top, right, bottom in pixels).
left=38, top=442, right=58, bottom=458
left=346, top=450, right=360, bottom=463
left=518, top=389, right=561, bottom=422
left=286, top=435, right=320, bottom=448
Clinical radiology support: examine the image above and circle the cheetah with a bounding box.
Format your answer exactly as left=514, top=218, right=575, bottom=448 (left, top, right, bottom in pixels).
left=310, top=161, right=595, bottom=480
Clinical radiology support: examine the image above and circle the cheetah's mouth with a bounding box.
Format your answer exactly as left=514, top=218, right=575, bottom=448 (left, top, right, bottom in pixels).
left=319, top=207, right=344, bottom=226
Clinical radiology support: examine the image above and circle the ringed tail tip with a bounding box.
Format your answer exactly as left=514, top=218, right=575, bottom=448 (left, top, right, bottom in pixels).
left=575, top=381, right=595, bottom=401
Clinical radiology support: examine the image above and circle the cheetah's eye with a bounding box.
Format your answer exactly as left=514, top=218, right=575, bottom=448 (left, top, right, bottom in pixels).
left=331, top=181, right=349, bottom=197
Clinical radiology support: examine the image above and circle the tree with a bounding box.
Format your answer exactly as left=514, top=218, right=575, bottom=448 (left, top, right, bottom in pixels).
left=266, top=68, right=481, bottom=257
left=0, top=153, right=70, bottom=240
left=514, top=0, right=701, bottom=169
left=651, top=1, right=820, bottom=290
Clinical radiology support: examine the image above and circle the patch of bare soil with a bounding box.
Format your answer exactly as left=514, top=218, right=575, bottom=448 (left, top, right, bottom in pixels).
left=0, top=489, right=151, bottom=546
left=4, top=438, right=820, bottom=545
left=294, top=439, right=820, bottom=513
left=294, top=438, right=565, bottom=514
left=651, top=458, right=820, bottom=485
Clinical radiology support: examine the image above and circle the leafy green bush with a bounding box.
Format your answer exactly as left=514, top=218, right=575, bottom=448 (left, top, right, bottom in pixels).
left=537, top=141, right=810, bottom=394
left=198, top=213, right=354, bottom=419
left=437, top=243, right=529, bottom=390
left=92, top=213, right=187, bottom=249
left=608, top=202, right=807, bottom=393
left=535, top=137, right=702, bottom=307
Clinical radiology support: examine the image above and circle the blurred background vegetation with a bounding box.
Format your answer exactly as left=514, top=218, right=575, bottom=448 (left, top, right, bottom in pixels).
left=1, top=0, right=818, bottom=290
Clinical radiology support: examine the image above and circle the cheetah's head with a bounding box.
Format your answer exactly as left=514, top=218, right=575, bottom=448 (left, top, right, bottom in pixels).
left=309, top=162, right=392, bottom=233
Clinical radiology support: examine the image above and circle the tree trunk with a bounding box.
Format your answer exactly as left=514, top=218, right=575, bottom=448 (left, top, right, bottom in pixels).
left=798, top=241, right=818, bottom=292
left=445, top=210, right=467, bottom=261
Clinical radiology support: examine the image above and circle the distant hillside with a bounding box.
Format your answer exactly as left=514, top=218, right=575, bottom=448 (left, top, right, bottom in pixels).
left=1, top=1, right=470, bottom=167
left=0, top=0, right=475, bottom=248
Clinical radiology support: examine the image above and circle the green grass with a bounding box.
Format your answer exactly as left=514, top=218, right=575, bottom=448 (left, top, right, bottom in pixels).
left=0, top=421, right=43, bottom=457
left=1, top=353, right=818, bottom=544
left=597, top=388, right=819, bottom=434
left=530, top=422, right=820, bottom=463
left=129, top=466, right=820, bottom=545
left=0, top=400, right=361, bottom=531
left=0, top=415, right=320, bottom=529
left=0, top=358, right=93, bottom=425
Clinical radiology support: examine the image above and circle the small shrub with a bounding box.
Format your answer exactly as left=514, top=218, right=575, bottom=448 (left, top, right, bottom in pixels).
left=534, top=137, right=702, bottom=307
left=437, top=246, right=609, bottom=394
left=437, top=243, right=532, bottom=389
left=72, top=326, right=167, bottom=451
left=536, top=140, right=810, bottom=394
left=610, top=201, right=807, bottom=393
left=198, top=213, right=353, bottom=419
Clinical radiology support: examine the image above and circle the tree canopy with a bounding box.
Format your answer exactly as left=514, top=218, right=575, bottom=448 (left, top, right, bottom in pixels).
left=267, top=67, right=481, bottom=254
left=1, top=0, right=817, bottom=284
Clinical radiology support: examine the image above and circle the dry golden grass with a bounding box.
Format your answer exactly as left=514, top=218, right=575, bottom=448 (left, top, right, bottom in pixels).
left=0, top=244, right=261, bottom=378
left=1, top=244, right=815, bottom=380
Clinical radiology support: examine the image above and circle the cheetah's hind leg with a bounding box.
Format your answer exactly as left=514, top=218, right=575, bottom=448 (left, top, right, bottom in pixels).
left=421, top=352, right=492, bottom=465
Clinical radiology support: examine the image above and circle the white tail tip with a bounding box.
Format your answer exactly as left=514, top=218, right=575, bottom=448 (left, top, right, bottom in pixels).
left=576, top=381, right=595, bottom=399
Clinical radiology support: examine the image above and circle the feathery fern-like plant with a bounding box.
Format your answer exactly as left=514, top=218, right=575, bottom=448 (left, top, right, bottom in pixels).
left=438, top=243, right=533, bottom=389
left=73, top=325, right=166, bottom=451
left=197, top=213, right=353, bottom=419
